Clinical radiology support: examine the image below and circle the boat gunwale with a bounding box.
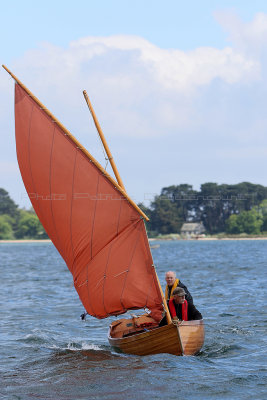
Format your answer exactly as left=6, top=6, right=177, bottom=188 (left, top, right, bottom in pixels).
left=108, top=319, right=205, bottom=356
left=177, top=319, right=204, bottom=326
left=108, top=319, right=204, bottom=343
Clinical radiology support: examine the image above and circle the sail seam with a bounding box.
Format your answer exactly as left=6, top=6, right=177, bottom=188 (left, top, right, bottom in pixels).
left=49, top=125, right=63, bottom=256
left=119, top=221, right=142, bottom=310
left=85, top=174, right=100, bottom=317
left=26, top=103, right=45, bottom=227
left=90, top=174, right=100, bottom=261
left=113, top=270, right=129, bottom=278
left=74, top=217, right=141, bottom=284
left=69, top=149, right=78, bottom=272
left=102, top=241, right=113, bottom=315
left=74, top=219, right=142, bottom=318
left=27, top=104, right=36, bottom=197
left=102, top=192, right=123, bottom=315
left=116, top=196, right=123, bottom=237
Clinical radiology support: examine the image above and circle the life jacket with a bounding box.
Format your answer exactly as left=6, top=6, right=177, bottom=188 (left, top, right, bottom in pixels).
left=169, top=299, right=188, bottom=321
left=165, top=278, right=179, bottom=300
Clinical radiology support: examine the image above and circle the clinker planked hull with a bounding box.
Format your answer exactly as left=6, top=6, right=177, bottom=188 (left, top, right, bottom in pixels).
left=108, top=318, right=204, bottom=356
left=178, top=320, right=205, bottom=355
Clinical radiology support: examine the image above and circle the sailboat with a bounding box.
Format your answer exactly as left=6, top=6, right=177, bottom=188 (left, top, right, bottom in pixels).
left=3, top=65, right=204, bottom=356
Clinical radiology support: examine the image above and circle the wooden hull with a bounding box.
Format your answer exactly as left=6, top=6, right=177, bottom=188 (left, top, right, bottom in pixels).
left=108, top=318, right=204, bottom=356
left=178, top=320, right=205, bottom=355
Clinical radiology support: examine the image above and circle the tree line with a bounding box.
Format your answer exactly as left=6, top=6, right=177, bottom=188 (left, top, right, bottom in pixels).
left=0, top=188, right=48, bottom=240
left=1, top=182, right=267, bottom=240
left=139, top=182, right=267, bottom=236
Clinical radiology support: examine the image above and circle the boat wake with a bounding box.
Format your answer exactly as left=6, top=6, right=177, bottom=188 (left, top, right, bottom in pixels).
left=19, top=329, right=57, bottom=345
left=201, top=343, right=243, bottom=359
left=48, top=341, right=104, bottom=352
left=19, top=330, right=107, bottom=353
left=64, top=342, right=102, bottom=351
left=48, top=341, right=127, bottom=362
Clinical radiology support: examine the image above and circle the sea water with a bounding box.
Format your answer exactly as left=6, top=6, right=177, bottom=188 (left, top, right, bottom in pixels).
left=0, top=240, right=266, bottom=400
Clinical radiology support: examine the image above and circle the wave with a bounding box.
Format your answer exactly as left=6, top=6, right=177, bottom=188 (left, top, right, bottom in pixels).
left=49, top=342, right=103, bottom=351
left=201, top=343, right=243, bottom=359
left=19, top=329, right=55, bottom=345
left=18, top=330, right=106, bottom=354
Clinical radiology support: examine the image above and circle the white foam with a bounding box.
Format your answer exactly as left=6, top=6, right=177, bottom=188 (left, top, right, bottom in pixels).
left=67, top=342, right=102, bottom=351
left=48, top=342, right=102, bottom=351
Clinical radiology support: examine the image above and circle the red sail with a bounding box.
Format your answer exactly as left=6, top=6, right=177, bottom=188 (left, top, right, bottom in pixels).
left=14, top=83, right=163, bottom=319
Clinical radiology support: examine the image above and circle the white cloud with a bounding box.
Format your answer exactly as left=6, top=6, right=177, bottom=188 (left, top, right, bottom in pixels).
left=215, top=11, right=267, bottom=57
left=71, top=34, right=259, bottom=90
left=6, top=29, right=260, bottom=142
left=1, top=11, right=267, bottom=207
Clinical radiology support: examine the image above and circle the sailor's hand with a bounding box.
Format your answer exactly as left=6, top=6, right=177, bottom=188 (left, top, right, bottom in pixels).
left=172, top=317, right=181, bottom=325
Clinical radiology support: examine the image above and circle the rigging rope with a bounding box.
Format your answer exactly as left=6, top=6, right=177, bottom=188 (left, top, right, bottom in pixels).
left=95, top=128, right=110, bottom=171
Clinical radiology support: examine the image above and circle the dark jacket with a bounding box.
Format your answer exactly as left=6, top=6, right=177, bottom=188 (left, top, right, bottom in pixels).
left=166, top=280, right=194, bottom=304
left=169, top=299, right=202, bottom=321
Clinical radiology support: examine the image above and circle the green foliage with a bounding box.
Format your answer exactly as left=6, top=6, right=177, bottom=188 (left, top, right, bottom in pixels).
left=256, top=200, right=267, bottom=232
left=226, top=199, right=267, bottom=235
left=197, top=182, right=267, bottom=234
left=239, top=209, right=263, bottom=234
left=1, top=184, right=267, bottom=239
left=137, top=202, right=152, bottom=220
left=146, top=182, right=267, bottom=235
left=226, top=209, right=263, bottom=234
left=225, top=214, right=240, bottom=234
left=150, top=196, right=183, bottom=234
left=0, top=187, right=49, bottom=240
left=0, top=214, right=15, bottom=239
left=148, top=184, right=197, bottom=235
left=15, top=210, right=48, bottom=239
left=0, top=188, right=19, bottom=219
left=259, top=199, right=267, bottom=212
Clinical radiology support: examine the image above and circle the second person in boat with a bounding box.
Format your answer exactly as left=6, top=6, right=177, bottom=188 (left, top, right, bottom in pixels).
left=169, top=287, right=202, bottom=322
left=165, top=270, right=193, bottom=304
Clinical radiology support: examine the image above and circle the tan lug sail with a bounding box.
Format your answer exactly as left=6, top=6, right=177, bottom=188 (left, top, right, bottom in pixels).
left=3, top=64, right=204, bottom=356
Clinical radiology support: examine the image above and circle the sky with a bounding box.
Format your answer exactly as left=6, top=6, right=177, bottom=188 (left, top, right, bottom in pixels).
left=1, top=0, right=267, bottom=209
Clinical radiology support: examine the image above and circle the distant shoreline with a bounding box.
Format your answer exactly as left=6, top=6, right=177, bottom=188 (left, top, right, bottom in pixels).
left=190, top=237, right=267, bottom=241
left=149, top=237, right=267, bottom=241
left=1, top=237, right=267, bottom=244
left=0, top=239, right=52, bottom=243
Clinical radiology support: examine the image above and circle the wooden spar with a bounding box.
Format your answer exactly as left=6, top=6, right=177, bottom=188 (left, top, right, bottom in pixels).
left=83, top=89, right=170, bottom=322
left=83, top=89, right=171, bottom=323
left=83, top=90, right=126, bottom=192
left=2, top=64, right=149, bottom=221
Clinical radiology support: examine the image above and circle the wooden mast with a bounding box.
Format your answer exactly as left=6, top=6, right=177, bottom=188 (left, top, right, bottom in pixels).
left=155, top=273, right=172, bottom=325
left=82, top=91, right=172, bottom=325
left=83, top=90, right=126, bottom=191
left=2, top=64, right=148, bottom=222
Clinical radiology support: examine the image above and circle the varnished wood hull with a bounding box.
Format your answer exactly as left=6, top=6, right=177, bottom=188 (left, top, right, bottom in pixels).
left=178, top=320, right=205, bottom=355
left=108, top=319, right=204, bottom=356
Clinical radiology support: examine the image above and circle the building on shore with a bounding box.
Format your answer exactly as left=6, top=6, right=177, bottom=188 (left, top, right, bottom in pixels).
left=180, top=222, right=206, bottom=239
